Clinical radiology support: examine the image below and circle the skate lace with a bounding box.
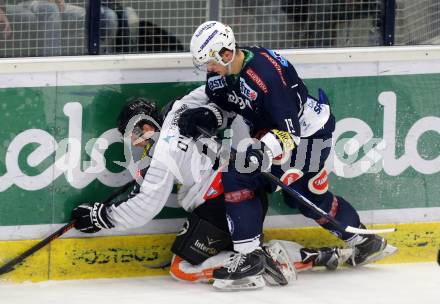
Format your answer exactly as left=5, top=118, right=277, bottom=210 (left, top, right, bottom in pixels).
left=225, top=253, right=247, bottom=273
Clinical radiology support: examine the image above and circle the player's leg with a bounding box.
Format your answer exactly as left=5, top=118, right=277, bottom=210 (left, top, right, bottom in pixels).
left=274, top=137, right=392, bottom=266
left=211, top=168, right=265, bottom=289
left=169, top=198, right=233, bottom=283
left=170, top=194, right=232, bottom=266
left=169, top=192, right=286, bottom=288
left=211, top=169, right=289, bottom=290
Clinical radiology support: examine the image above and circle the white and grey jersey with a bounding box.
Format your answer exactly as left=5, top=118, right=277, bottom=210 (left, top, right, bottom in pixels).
left=107, top=85, right=229, bottom=230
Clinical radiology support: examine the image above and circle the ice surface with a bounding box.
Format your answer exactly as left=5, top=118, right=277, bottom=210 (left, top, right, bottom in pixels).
left=0, top=263, right=439, bottom=304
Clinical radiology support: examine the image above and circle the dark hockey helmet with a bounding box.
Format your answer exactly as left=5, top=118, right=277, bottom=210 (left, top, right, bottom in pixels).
left=160, top=99, right=177, bottom=119
left=117, top=97, right=163, bottom=135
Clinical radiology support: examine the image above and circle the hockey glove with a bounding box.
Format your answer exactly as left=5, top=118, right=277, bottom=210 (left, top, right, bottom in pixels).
left=244, top=141, right=274, bottom=174
left=178, top=104, right=223, bottom=138
left=71, top=202, right=114, bottom=233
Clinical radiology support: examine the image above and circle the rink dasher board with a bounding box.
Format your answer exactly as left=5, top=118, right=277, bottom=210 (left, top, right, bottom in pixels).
left=0, top=47, right=439, bottom=228
left=0, top=221, right=439, bottom=283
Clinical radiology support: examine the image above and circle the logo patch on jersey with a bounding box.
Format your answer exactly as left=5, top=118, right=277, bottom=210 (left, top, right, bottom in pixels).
left=208, top=75, right=226, bottom=90
left=308, top=168, right=329, bottom=195
left=199, top=29, right=218, bottom=51
left=228, top=91, right=249, bottom=110
left=275, top=168, right=304, bottom=191
left=239, top=78, right=258, bottom=101
left=306, top=99, right=323, bottom=114
left=268, top=49, right=288, bottom=67
left=260, top=52, right=287, bottom=87
left=245, top=67, right=268, bottom=94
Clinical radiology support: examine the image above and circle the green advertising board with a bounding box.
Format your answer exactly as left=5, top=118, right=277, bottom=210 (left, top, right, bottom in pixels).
left=0, top=74, right=439, bottom=227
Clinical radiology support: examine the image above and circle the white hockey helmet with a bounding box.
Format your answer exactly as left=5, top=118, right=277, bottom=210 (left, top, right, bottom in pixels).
left=190, top=21, right=236, bottom=69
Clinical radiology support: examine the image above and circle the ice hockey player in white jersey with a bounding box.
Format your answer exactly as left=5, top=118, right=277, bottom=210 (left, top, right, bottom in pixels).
left=70, top=86, right=352, bottom=290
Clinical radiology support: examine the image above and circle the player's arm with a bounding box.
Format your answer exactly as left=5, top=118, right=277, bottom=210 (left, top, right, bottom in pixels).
left=243, top=78, right=301, bottom=173
left=177, top=84, right=230, bottom=138
left=107, top=157, right=175, bottom=229
left=71, top=143, right=175, bottom=232
left=253, top=79, right=301, bottom=165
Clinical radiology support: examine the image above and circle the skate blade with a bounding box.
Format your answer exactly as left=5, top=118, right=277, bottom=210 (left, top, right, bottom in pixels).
left=213, top=275, right=265, bottom=291
left=353, top=244, right=398, bottom=267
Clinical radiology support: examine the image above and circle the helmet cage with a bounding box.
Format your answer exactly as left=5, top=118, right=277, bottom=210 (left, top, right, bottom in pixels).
left=117, top=97, right=163, bottom=135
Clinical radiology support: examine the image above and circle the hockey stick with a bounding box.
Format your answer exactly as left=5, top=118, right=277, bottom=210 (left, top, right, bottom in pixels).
left=0, top=180, right=136, bottom=276
left=197, top=126, right=396, bottom=235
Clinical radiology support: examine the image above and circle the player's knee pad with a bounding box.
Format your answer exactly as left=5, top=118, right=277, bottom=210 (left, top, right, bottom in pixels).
left=171, top=212, right=232, bottom=265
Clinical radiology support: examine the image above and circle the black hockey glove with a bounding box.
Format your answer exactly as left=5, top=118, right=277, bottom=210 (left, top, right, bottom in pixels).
left=71, top=202, right=114, bottom=233
left=178, top=104, right=223, bottom=138
left=244, top=141, right=274, bottom=174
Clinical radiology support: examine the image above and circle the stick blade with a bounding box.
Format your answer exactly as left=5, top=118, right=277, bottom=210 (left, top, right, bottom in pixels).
left=345, top=226, right=397, bottom=235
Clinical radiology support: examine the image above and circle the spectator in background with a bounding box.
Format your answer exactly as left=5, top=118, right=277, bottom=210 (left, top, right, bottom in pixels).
left=101, top=0, right=139, bottom=53
left=62, top=0, right=119, bottom=54
left=137, top=20, right=184, bottom=53
left=0, top=0, right=132, bottom=57
left=1, top=0, right=63, bottom=56
left=0, top=2, right=12, bottom=39
left=62, top=0, right=140, bottom=54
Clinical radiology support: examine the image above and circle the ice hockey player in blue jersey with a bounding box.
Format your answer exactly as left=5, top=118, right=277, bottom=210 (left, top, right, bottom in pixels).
left=178, top=21, right=395, bottom=289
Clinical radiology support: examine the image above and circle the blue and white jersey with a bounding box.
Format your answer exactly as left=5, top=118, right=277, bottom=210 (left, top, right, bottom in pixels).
left=206, top=46, right=334, bottom=142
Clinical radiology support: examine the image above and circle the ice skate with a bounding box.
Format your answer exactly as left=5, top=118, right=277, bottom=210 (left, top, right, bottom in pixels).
left=347, top=234, right=397, bottom=266
left=212, top=249, right=265, bottom=291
